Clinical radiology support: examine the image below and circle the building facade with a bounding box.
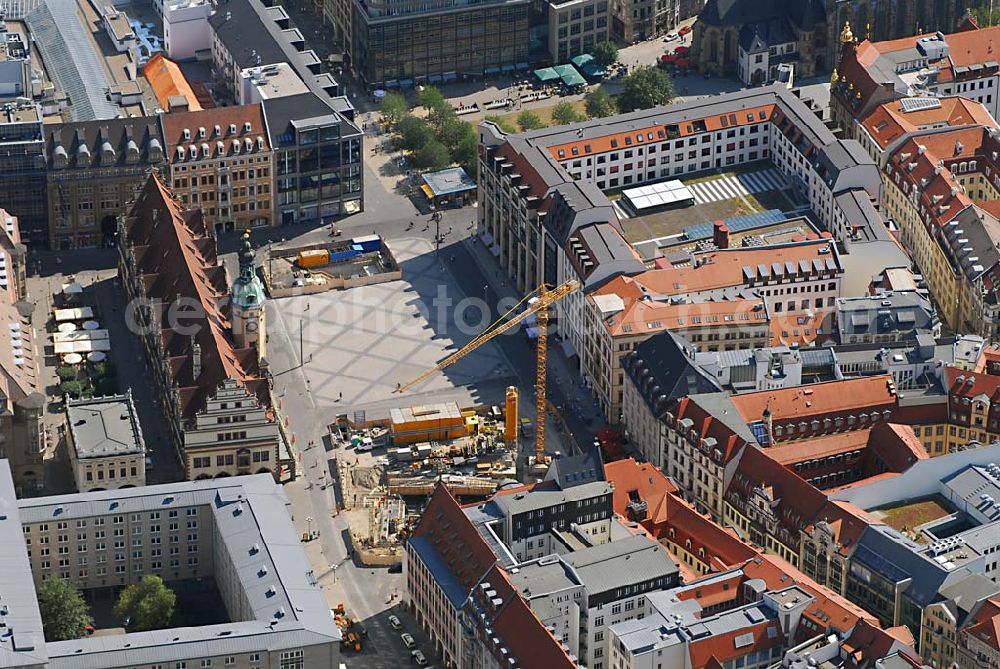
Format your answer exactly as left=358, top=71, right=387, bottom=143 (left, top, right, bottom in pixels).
left=4, top=467, right=342, bottom=669
left=350, top=0, right=530, bottom=88
left=117, top=174, right=286, bottom=482
left=66, top=392, right=146, bottom=492
left=160, top=105, right=274, bottom=233
left=0, top=103, right=46, bottom=249
left=262, top=93, right=364, bottom=226
left=45, top=118, right=165, bottom=250
left=548, top=0, right=610, bottom=65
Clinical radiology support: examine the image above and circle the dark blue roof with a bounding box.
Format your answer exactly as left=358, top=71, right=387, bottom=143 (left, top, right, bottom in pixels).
left=408, top=536, right=468, bottom=608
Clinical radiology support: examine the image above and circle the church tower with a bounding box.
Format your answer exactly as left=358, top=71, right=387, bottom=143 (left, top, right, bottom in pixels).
left=231, top=231, right=267, bottom=359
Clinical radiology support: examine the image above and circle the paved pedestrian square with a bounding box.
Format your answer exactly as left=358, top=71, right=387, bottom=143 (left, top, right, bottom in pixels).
left=267, top=237, right=513, bottom=415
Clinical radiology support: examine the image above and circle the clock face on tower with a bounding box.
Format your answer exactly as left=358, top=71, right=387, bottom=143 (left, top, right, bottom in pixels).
left=246, top=320, right=259, bottom=333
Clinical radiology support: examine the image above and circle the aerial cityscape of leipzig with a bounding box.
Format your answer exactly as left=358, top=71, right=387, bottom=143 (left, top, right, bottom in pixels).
left=10, top=0, right=1000, bottom=667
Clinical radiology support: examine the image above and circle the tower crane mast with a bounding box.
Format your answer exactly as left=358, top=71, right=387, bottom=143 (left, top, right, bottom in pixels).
left=396, top=280, right=580, bottom=465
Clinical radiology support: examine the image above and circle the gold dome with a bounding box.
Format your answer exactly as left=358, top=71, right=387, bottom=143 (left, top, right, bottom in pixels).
left=831, top=68, right=839, bottom=84
left=840, top=20, right=854, bottom=44
left=848, top=81, right=855, bottom=91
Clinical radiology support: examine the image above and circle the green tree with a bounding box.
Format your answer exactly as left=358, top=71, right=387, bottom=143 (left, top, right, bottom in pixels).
left=618, top=65, right=676, bottom=113
left=454, top=130, right=479, bottom=175
left=394, top=115, right=434, bottom=152
left=585, top=86, right=617, bottom=118
left=56, top=366, right=77, bottom=382
left=972, top=7, right=1000, bottom=27
left=417, top=85, right=446, bottom=111
left=592, top=40, right=619, bottom=67
left=485, top=115, right=517, bottom=133
left=379, top=91, right=409, bottom=124
left=412, top=138, right=451, bottom=170
left=114, top=575, right=176, bottom=632
left=38, top=578, right=92, bottom=641
left=60, top=380, right=84, bottom=398
left=429, top=105, right=471, bottom=151
left=551, top=102, right=585, bottom=125
left=516, top=110, right=545, bottom=131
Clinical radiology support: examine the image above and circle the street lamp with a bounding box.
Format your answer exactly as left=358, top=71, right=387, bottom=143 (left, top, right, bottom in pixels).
left=306, top=516, right=314, bottom=539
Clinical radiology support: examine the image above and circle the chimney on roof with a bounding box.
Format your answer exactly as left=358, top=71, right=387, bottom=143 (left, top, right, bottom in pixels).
left=713, top=220, right=730, bottom=249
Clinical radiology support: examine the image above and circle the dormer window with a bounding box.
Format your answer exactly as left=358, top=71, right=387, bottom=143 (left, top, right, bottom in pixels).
left=229, top=123, right=237, bottom=134
left=198, top=127, right=206, bottom=139
left=214, top=125, right=221, bottom=137
left=183, top=128, right=191, bottom=140
left=244, top=122, right=252, bottom=133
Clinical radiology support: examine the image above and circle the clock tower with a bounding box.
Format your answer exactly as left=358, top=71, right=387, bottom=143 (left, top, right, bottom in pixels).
left=231, top=231, right=267, bottom=359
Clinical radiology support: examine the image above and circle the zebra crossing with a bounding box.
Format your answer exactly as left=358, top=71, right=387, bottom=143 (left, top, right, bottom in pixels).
left=686, top=169, right=786, bottom=204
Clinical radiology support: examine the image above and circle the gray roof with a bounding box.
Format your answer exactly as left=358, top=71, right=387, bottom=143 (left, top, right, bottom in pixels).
left=408, top=535, right=470, bottom=608
left=0, top=462, right=46, bottom=669
left=815, top=140, right=872, bottom=192
left=624, top=331, right=723, bottom=418
left=853, top=524, right=973, bottom=607
left=490, top=480, right=612, bottom=517
left=45, top=117, right=164, bottom=170
left=941, top=205, right=1000, bottom=282
left=208, top=0, right=350, bottom=109
left=261, top=92, right=361, bottom=148
left=16, top=474, right=340, bottom=668
left=26, top=0, right=118, bottom=121
left=563, top=534, right=678, bottom=596
left=67, top=393, right=145, bottom=459
left=544, top=447, right=605, bottom=489
left=508, top=557, right=581, bottom=600
left=835, top=291, right=937, bottom=337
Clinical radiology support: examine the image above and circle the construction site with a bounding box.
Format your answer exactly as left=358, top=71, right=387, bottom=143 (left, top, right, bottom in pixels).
left=328, top=279, right=582, bottom=566
left=264, top=234, right=401, bottom=297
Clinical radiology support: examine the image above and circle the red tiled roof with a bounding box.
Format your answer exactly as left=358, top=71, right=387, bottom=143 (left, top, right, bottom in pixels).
left=866, top=422, right=927, bottom=471
left=729, top=446, right=828, bottom=544
left=840, top=619, right=918, bottom=668
left=674, top=397, right=748, bottom=464
left=605, top=459, right=757, bottom=572
left=159, top=104, right=270, bottom=161
left=411, top=484, right=498, bottom=596
left=729, top=376, right=897, bottom=424
left=767, top=430, right=870, bottom=466
left=861, top=97, right=997, bottom=150
left=482, top=565, right=577, bottom=669
left=121, top=174, right=266, bottom=418
left=143, top=54, right=203, bottom=112
left=545, top=104, right=776, bottom=162
left=600, top=296, right=768, bottom=338
left=807, top=501, right=878, bottom=557
left=963, top=598, right=1000, bottom=651
left=688, top=619, right=783, bottom=669
left=605, top=459, right=677, bottom=510
left=615, top=238, right=839, bottom=296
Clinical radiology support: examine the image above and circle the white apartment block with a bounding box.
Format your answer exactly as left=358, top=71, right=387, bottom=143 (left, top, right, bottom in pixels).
left=0, top=462, right=340, bottom=669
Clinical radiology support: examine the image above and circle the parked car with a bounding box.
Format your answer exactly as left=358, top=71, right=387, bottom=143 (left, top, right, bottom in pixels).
left=412, top=650, right=428, bottom=665
left=664, top=32, right=679, bottom=41
left=389, top=615, right=402, bottom=629
left=678, top=24, right=692, bottom=36
left=401, top=633, right=416, bottom=648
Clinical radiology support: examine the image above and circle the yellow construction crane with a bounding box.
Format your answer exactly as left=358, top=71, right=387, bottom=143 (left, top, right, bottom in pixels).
left=396, top=280, right=580, bottom=468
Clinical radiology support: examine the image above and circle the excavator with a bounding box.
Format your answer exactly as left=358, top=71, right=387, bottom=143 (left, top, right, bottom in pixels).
left=397, top=280, right=580, bottom=476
